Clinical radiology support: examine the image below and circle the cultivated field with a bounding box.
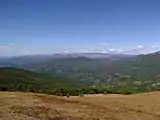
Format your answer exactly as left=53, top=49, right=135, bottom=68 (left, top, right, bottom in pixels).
left=0, top=91, right=160, bottom=120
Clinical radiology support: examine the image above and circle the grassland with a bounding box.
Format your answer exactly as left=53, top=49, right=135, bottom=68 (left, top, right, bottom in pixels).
left=0, top=91, right=160, bottom=120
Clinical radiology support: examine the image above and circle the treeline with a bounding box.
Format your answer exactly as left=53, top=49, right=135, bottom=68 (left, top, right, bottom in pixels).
left=0, top=83, right=146, bottom=96
left=47, top=87, right=141, bottom=96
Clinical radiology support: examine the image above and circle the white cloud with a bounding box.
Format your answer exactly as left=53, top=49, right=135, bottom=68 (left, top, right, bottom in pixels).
left=105, top=48, right=124, bottom=54
left=0, top=44, right=13, bottom=49
left=86, top=44, right=159, bottom=54
left=24, top=51, right=30, bottom=55
left=99, top=42, right=109, bottom=46
left=150, top=45, right=157, bottom=48
left=108, top=49, right=116, bottom=52
left=137, top=45, right=144, bottom=49
left=124, top=44, right=160, bottom=54
left=117, top=48, right=124, bottom=53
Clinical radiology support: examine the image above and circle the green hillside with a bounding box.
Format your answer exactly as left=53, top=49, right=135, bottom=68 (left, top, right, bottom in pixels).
left=0, top=67, right=138, bottom=95
left=1, top=52, right=160, bottom=93
left=20, top=52, right=160, bottom=91
left=0, top=67, right=85, bottom=92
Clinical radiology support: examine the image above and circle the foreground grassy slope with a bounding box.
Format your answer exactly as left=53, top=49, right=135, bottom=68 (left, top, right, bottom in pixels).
left=0, top=67, right=82, bottom=91
left=0, top=91, right=160, bottom=120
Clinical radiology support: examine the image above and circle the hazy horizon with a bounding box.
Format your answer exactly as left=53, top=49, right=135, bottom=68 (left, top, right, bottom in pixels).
left=1, top=0, right=160, bottom=56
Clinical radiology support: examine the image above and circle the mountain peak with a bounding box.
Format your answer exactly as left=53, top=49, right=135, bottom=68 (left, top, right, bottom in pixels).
left=148, top=51, right=160, bottom=56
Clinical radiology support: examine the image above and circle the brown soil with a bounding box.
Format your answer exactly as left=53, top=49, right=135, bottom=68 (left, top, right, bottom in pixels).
left=0, top=91, right=160, bottom=120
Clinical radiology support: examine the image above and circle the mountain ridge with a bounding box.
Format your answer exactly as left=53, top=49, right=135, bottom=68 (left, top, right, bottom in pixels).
left=1, top=51, right=160, bottom=92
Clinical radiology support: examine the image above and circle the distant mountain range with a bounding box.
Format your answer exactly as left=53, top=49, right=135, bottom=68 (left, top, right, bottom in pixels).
left=1, top=51, right=160, bottom=91
left=0, top=53, right=135, bottom=67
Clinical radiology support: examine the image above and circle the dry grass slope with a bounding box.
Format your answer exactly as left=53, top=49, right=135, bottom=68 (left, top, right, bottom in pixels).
left=0, top=91, right=160, bottom=120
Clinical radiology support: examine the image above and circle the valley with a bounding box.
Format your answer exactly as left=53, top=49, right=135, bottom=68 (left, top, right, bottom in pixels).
left=1, top=1, right=160, bottom=120
left=1, top=52, right=160, bottom=93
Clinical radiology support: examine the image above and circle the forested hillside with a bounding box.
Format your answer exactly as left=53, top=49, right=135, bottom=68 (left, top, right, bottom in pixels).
left=1, top=52, right=160, bottom=94
left=0, top=67, right=85, bottom=92
left=19, top=52, right=160, bottom=88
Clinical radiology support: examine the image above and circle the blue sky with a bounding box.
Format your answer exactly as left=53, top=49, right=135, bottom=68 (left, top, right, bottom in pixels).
left=0, top=0, right=160, bottom=56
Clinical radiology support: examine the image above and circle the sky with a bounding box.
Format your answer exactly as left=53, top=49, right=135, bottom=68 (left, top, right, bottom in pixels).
left=0, top=0, right=160, bottom=56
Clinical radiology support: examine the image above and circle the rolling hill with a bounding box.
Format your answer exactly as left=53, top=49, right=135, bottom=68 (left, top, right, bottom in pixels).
left=0, top=67, right=85, bottom=92
left=1, top=52, right=160, bottom=92
left=16, top=52, right=160, bottom=89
